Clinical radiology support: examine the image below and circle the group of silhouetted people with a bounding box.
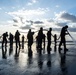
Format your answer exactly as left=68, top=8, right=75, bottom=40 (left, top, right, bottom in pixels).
left=0, top=25, right=70, bottom=58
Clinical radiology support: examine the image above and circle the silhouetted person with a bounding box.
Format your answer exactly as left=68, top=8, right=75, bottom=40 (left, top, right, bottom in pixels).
left=22, top=35, right=25, bottom=49
left=47, top=28, right=53, bottom=54
left=15, top=30, right=20, bottom=56
left=54, top=34, right=57, bottom=52
left=43, top=33, right=46, bottom=53
left=36, top=35, right=39, bottom=52
left=27, top=29, right=34, bottom=56
left=9, top=33, right=13, bottom=49
left=37, top=27, right=44, bottom=54
left=15, top=30, right=20, bottom=49
left=2, top=32, right=8, bottom=47
left=58, top=25, right=69, bottom=54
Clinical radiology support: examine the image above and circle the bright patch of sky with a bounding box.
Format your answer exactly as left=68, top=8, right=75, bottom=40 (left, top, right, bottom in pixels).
left=0, top=0, right=76, bottom=40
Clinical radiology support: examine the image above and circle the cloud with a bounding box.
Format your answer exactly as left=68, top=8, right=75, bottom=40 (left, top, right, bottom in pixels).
left=35, top=24, right=45, bottom=28
left=55, top=11, right=76, bottom=23
left=7, top=9, right=76, bottom=33
left=55, top=22, right=67, bottom=27
left=56, top=5, right=60, bottom=8
left=13, top=24, right=18, bottom=27
left=34, top=21, right=44, bottom=24
left=68, top=27, right=76, bottom=32
left=20, top=25, right=34, bottom=30
left=27, top=0, right=38, bottom=6
left=13, top=19, right=18, bottom=23
left=7, top=8, right=49, bottom=20
left=12, top=7, right=15, bottom=9
left=47, top=19, right=54, bottom=23
left=0, top=8, right=2, bottom=10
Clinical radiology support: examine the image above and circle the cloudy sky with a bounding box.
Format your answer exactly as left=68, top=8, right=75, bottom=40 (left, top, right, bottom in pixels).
left=0, top=0, right=76, bottom=40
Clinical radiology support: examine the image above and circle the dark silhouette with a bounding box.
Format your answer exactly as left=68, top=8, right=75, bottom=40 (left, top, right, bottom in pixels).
left=2, top=46, right=7, bottom=59
left=47, top=45, right=51, bottom=54
left=36, top=35, right=39, bottom=52
left=15, top=47, right=20, bottom=57
left=28, top=48, right=33, bottom=57
left=54, top=34, right=57, bottom=52
left=37, top=55, right=43, bottom=70
left=9, top=33, right=13, bottom=49
left=22, top=35, right=25, bottom=49
left=27, top=29, right=34, bottom=50
left=43, top=33, right=46, bottom=53
left=47, top=54, right=51, bottom=69
left=47, top=28, right=53, bottom=47
left=9, top=33, right=13, bottom=56
left=1, top=32, right=8, bottom=59
left=9, top=47, right=13, bottom=56
left=27, top=55, right=33, bottom=67
left=15, top=30, right=20, bottom=57
left=47, top=28, right=53, bottom=54
left=60, top=53, right=67, bottom=75
left=58, top=25, right=69, bottom=54
left=27, top=29, right=34, bottom=56
left=2, top=32, right=8, bottom=47
left=15, top=30, right=20, bottom=49
left=36, top=27, right=44, bottom=54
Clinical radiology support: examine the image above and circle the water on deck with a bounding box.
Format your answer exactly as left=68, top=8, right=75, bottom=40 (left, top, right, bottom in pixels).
left=0, top=42, right=76, bottom=75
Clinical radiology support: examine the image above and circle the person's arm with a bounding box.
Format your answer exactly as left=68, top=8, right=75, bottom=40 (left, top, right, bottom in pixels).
left=57, top=33, right=61, bottom=40
left=65, top=30, right=69, bottom=35
left=57, top=36, right=60, bottom=40
left=51, top=34, right=54, bottom=37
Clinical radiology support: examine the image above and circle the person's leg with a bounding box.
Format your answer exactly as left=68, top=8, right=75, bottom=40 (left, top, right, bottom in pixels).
left=64, top=40, right=66, bottom=49
left=16, top=41, right=18, bottom=49
left=59, top=39, right=63, bottom=48
left=2, top=40, right=4, bottom=47
left=5, top=40, right=7, bottom=47
left=59, top=41, right=62, bottom=53
left=63, top=39, right=68, bottom=54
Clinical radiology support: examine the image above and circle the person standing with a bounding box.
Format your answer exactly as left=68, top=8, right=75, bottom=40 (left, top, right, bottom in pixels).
left=27, top=29, right=34, bottom=50
left=58, top=25, right=69, bottom=54
left=22, top=35, right=25, bottom=49
left=9, top=33, right=13, bottom=48
left=15, top=30, right=20, bottom=49
left=54, top=34, right=57, bottom=52
left=47, top=28, right=53, bottom=54
left=27, top=29, right=34, bottom=56
left=2, top=32, right=8, bottom=47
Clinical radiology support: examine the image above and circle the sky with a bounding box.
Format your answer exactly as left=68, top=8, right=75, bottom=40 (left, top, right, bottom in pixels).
left=0, top=0, right=76, bottom=40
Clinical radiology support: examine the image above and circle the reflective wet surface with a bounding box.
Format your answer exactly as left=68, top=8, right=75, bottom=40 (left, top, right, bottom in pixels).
left=0, top=43, right=76, bottom=75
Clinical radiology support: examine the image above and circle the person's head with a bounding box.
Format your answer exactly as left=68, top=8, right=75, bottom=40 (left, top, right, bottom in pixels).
left=17, top=30, right=19, bottom=32
left=65, top=25, right=68, bottom=29
left=6, top=32, right=8, bottom=34
left=54, top=34, right=57, bottom=37
left=9, top=32, right=11, bottom=35
left=29, top=29, right=31, bottom=32
left=40, top=27, right=43, bottom=31
left=49, top=28, right=52, bottom=31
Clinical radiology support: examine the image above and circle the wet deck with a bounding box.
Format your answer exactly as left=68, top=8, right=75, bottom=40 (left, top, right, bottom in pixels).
left=0, top=43, right=76, bottom=75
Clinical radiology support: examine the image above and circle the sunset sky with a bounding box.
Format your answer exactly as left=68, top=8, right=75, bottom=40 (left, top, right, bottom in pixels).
left=0, top=0, right=76, bottom=40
